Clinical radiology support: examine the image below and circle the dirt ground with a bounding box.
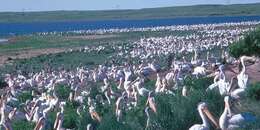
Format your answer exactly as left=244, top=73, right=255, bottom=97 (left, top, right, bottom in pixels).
left=0, top=34, right=118, bottom=66
left=66, top=34, right=118, bottom=40
left=225, top=61, right=260, bottom=84
left=0, top=48, right=70, bottom=65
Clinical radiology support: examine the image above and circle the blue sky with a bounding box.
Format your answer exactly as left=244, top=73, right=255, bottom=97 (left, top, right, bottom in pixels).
left=1, top=0, right=260, bottom=12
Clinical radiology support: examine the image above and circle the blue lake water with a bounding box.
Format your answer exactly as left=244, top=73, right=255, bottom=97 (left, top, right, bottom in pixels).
left=1, top=15, right=260, bottom=37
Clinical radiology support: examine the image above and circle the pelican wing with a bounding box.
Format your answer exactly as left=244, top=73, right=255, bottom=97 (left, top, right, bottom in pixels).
left=189, top=124, right=208, bottom=130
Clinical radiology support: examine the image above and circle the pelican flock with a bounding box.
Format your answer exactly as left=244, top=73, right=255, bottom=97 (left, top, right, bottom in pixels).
left=0, top=21, right=259, bottom=130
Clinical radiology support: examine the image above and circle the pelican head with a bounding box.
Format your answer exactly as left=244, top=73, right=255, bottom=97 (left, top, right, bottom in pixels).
left=198, top=102, right=219, bottom=129
left=148, top=91, right=154, bottom=97
left=241, top=56, right=257, bottom=64
left=197, top=102, right=208, bottom=111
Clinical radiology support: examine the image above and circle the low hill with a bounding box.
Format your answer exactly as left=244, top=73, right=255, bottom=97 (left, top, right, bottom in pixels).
left=1, top=3, right=260, bottom=23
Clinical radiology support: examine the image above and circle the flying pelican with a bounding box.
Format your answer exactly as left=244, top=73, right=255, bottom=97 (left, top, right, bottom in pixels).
left=219, top=96, right=256, bottom=130
left=189, top=102, right=219, bottom=130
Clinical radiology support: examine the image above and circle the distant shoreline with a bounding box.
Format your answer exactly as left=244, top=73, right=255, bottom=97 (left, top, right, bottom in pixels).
left=1, top=15, right=260, bottom=37
left=1, top=3, right=260, bottom=23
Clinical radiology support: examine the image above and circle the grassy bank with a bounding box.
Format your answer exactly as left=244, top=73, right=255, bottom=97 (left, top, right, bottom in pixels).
left=0, top=30, right=193, bottom=53
left=1, top=3, right=260, bottom=23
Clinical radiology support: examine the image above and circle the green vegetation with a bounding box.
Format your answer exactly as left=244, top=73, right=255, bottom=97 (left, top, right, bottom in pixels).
left=0, top=30, right=194, bottom=74
left=12, top=120, right=35, bottom=130
left=0, top=30, right=193, bottom=54
left=55, top=85, right=71, bottom=100
left=0, top=78, right=7, bottom=89
left=17, top=91, right=33, bottom=103
left=0, top=14, right=259, bottom=129
left=247, top=82, right=260, bottom=100
left=7, top=77, right=259, bottom=130
left=229, top=27, right=260, bottom=58
left=1, top=3, right=260, bottom=23
left=1, top=49, right=113, bottom=74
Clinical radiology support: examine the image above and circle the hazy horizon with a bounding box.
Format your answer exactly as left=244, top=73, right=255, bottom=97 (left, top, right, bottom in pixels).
left=1, top=0, right=260, bottom=12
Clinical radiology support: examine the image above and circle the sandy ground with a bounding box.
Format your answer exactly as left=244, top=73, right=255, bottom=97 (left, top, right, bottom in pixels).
left=66, top=34, right=118, bottom=40
left=0, top=34, right=118, bottom=65
left=225, top=61, right=260, bottom=83
left=148, top=60, right=260, bottom=84
left=0, top=48, right=69, bottom=65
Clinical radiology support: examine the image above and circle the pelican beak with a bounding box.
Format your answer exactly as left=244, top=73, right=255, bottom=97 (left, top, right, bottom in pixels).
left=203, top=108, right=219, bottom=129
left=92, top=111, right=102, bottom=122
left=225, top=101, right=232, bottom=116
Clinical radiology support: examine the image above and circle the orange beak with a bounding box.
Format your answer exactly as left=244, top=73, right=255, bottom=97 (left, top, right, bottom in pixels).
left=149, top=100, right=157, bottom=114
left=203, top=108, right=219, bottom=129
left=91, top=111, right=102, bottom=122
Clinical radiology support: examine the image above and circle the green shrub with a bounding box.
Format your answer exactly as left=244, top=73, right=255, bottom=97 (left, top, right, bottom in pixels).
left=12, top=120, right=35, bottom=130
left=184, top=76, right=213, bottom=90
left=55, top=85, right=71, bottom=100
left=18, top=91, right=33, bottom=103
left=77, top=108, right=98, bottom=130
left=247, top=82, right=260, bottom=100
left=0, top=78, right=8, bottom=89
left=229, top=28, right=260, bottom=58
left=63, top=102, right=79, bottom=129
left=97, top=112, right=132, bottom=130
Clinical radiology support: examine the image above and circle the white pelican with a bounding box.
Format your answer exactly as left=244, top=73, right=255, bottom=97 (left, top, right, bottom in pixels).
left=53, top=102, right=65, bottom=130
left=228, top=77, right=246, bottom=100
left=87, top=124, right=93, bottom=130
left=192, top=66, right=206, bottom=78
left=89, top=106, right=101, bottom=123
left=237, top=56, right=256, bottom=89
left=237, top=56, right=249, bottom=89
left=182, top=86, right=188, bottom=97
left=0, top=100, right=13, bottom=130
left=207, top=66, right=230, bottom=95
left=146, top=92, right=157, bottom=114
left=132, top=78, right=150, bottom=97
left=145, top=107, right=151, bottom=130
left=189, top=102, right=219, bottom=130
left=115, top=96, right=125, bottom=122
left=34, top=111, right=48, bottom=130
left=219, top=96, right=256, bottom=130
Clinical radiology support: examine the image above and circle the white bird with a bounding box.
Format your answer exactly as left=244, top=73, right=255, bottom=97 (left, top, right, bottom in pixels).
left=182, top=86, right=188, bottom=97
left=133, top=78, right=150, bottom=97
left=207, top=71, right=230, bottom=95
left=236, top=56, right=255, bottom=89
left=53, top=103, right=65, bottom=130
left=229, top=77, right=246, bottom=100
left=189, top=102, right=219, bottom=130
left=219, top=96, right=256, bottom=130
left=145, top=107, right=151, bottom=130
left=237, top=56, right=248, bottom=89
left=192, top=66, right=206, bottom=77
